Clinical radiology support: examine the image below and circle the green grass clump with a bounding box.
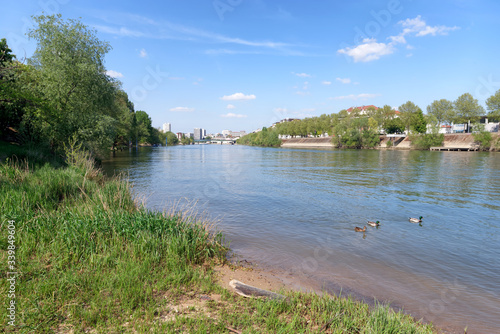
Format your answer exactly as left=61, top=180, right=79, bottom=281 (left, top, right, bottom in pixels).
left=0, top=151, right=226, bottom=333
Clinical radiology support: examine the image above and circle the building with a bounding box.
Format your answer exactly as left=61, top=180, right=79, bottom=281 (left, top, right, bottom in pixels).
left=194, top=128, right=203, bottom=140
left=220, top=130, right=247, bottom=138
left=346, top=105, right=378, bottom=115
left=176, top=132, right=183, bottom=140
left=163, top=123, right=171, bottom=133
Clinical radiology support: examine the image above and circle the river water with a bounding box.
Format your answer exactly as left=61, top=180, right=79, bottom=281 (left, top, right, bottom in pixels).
left=102, top=145, right=500, bottom=333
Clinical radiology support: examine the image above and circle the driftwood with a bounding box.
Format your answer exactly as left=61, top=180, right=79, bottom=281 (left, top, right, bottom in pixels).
left=229, top=279, right=286, bottom=301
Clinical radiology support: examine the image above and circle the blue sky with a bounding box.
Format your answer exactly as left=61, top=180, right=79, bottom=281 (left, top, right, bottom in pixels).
left=2, top=0, right=500, bottom=134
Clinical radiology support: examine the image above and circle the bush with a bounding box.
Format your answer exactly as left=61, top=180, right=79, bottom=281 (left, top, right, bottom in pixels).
left=473, top=131, right=492, bottom=150
left=409, top=133, right=444, bottom=150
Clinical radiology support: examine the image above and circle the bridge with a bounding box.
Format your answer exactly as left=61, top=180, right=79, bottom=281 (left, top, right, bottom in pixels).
left=194, top=139, right=237, bottom=145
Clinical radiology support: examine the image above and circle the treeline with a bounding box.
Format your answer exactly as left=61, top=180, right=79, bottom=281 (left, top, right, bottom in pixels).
left=236, top=127, right=281, bottom=147
left=239, top=92, right=500, bottom=149
left=0, top=14, right=166, bottom=159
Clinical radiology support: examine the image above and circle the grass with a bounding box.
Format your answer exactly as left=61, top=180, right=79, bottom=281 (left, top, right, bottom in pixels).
left=0, top=141, right=436, bottom=333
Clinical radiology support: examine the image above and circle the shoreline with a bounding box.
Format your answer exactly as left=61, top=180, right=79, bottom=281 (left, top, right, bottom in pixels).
left=217, top=255, right=462, bottom=334
left=280, top=133, right=500, bottom=151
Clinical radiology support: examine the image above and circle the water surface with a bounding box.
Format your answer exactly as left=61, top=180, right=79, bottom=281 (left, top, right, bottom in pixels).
left=102, top=145, right=500, bottom=333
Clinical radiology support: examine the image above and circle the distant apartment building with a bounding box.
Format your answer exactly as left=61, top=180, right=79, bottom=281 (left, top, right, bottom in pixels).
left=176, top=132, right=183, bottom=140
left=163, top=123, right=171, bottom=133
left=194, top=128, right=203, bottom=140
left=221, top=130, right=246, bottom=138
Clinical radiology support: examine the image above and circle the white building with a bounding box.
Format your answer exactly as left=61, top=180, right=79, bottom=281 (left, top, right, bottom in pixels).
left=194, top=128, right=202, bottom=140
left=163, top=123, right=171, bottom=133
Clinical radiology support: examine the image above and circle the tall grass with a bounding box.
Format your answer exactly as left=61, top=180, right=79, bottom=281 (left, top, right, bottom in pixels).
left=0, top=150, right=226, bottom=332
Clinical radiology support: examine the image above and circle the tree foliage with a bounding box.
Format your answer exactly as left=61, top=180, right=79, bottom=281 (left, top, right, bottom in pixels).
left=237, top=127, right=281, bottom=147
left=1, top=15, right=163, bottom=158
left=486, top=89, right=500, bottom=122
left=454, top=93, right=484, bottom=132
left=427, top=99, right=455, bottom=126
left=411, top=108, right=427, bottom=134
left=398, top=101, right=420, bottom=134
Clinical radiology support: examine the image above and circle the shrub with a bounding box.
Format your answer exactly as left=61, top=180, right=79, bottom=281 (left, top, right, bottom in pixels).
left=409, top=133, right=444, bottom=150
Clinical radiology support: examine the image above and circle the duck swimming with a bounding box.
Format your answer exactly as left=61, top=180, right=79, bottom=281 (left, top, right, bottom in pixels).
left=409, top=216, right=423, bottom=223
left=354, top=226, right=366, bottom=232
left=367, top=221, right=380, bottom=227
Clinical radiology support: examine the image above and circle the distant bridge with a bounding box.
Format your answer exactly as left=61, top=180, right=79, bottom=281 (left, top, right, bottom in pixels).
left=194, top=139, right=237, bottom=145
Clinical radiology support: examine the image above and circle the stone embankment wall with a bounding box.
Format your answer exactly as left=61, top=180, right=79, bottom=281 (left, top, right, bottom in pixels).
left=281, top=137, right=333, bottom=148
left=280, top=133, right=499, bottom=150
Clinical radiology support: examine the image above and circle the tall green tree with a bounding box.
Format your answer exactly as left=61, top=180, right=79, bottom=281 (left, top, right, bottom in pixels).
left=486, top=89, right=500, bottom=122
left=427, top=99, right=455, bottom=127
left=453, top=93, right=484, bottom=132
left=0, top=38, right=21, bottom=135
left=411, top=108, right=427, bottom=134
left=27, top=14, right=117, bottom=154
left=398, top=101, right=419, bottom=134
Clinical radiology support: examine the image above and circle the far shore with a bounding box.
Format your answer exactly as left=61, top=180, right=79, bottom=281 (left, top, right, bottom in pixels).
left=281, top=132, right=500, bottom=151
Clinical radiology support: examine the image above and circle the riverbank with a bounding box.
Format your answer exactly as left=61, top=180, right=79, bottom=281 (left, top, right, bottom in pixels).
left=281, top=133, right=500, bottom=150
left=0, top=142, right=438, bottom=333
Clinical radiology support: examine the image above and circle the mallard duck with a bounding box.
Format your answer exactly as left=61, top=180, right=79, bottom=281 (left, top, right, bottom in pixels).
left=367, top=221, right=380, bottom=227
left=409, top=216, right=423, bottom=223
left=354, top=226, right=366, bottom=232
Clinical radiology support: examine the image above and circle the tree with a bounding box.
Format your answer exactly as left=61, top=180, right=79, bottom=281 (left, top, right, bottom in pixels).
left=135, top=110, right=153, bottom=144
left=27, top=14, right=116, bottom=155
left=384, top=117, right=405, bottom=134
left=486, top=89, right=500, bottom=122
left=454, top=93, right=484, bottom=132
left=0, top=38, right=22, bottom=135
left=411, top=108, right=427, bottom=134
left=427, top=99, right=455, bottom=127
left=398, top=101, right=419, bottom=134
left=165, top=131, right=179, bottom=145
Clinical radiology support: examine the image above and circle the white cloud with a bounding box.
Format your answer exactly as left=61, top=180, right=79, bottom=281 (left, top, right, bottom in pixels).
left=333, top=93, right=380, bottom=100
left=336, top=77, right=351, bottom=84
left=170, top=107, right=194, bottom=112
left=139, top=48, right=147, bottom=58
left=94, top=25, right=144, bottom=37
left=295, top=91, right=310, bottom=96
left=337, top=38, right=394, bottom=63
left=389, top=35, right=406, bottom=44
left=293, top=72, right=311, bottom=78
left=226, top=104, right=235, bottom=109
left=95, top=14, right=302, bottom=56
left=322, top=81, right=332, bottom=85
left=399, top=15, right=459, bottom=37
left=274, top=107, right=288, bottom=113
left=338, top=16, right=459, bottom=63
left=106, top=70, right=124, bottom=78
left=220, top=93, right=256, bottom=101
left=221, top=113, right=247, bottom=118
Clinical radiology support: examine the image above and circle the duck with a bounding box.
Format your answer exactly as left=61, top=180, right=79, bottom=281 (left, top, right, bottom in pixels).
left=354, top=226, right=366, bottom=232
left=409, top=216, right=423, bottom=223
left=367, top=221, right=380, bottom=227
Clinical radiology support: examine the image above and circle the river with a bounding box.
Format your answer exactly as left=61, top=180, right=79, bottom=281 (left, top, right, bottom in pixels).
left=102, top=145, right=500, bottom=333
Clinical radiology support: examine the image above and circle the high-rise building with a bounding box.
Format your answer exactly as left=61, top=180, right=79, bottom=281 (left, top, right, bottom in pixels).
left=163, top=123, right=171, bottom=133
left=194, top=128, right=202, bottom=140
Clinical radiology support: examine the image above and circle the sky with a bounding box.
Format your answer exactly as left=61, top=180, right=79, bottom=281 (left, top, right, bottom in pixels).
left=2, top=0, right=500, bottom=134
